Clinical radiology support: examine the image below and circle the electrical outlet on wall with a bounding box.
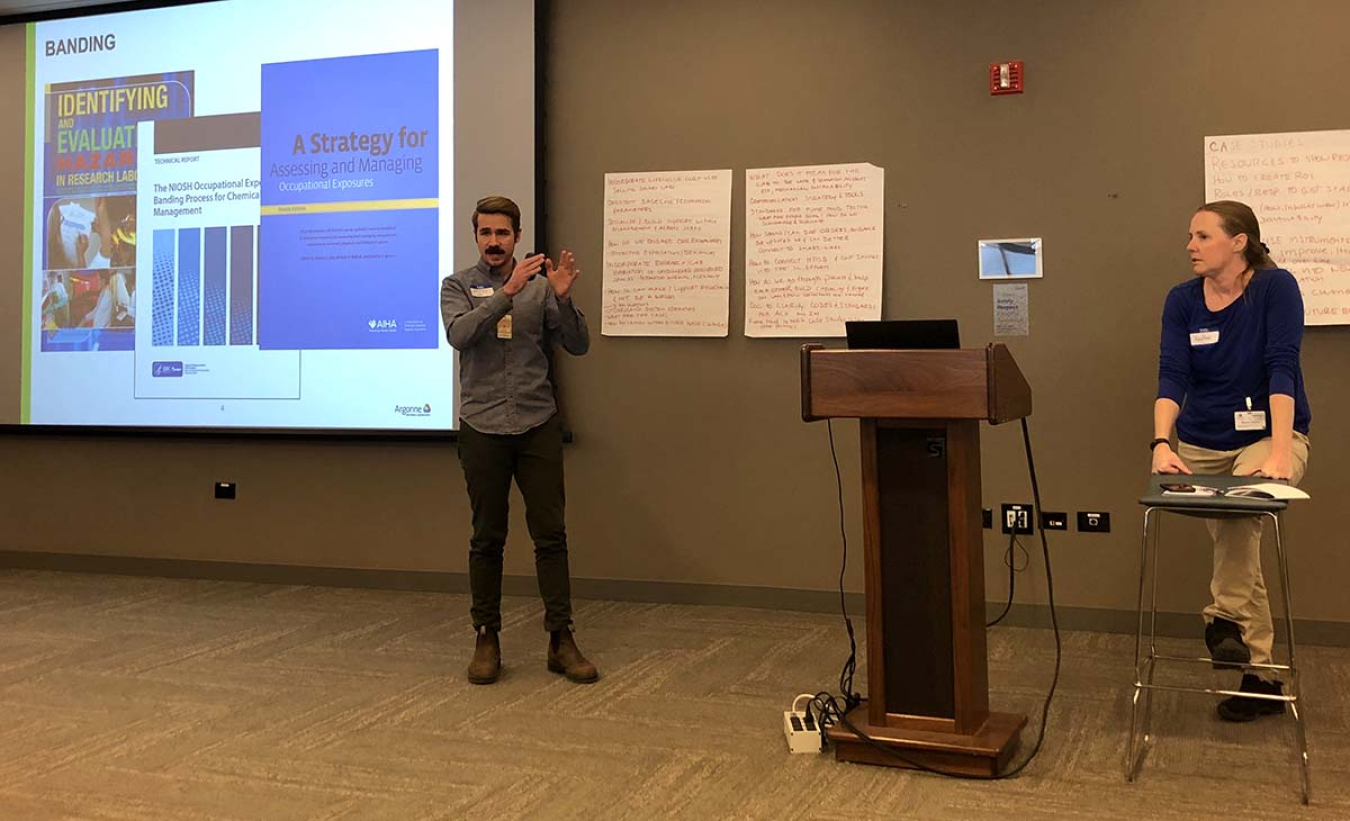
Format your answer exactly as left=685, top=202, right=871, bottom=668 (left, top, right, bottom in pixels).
left=1001, top=503, right=1033, bottom=535
left=1077, top=511, right=1110, bottom=533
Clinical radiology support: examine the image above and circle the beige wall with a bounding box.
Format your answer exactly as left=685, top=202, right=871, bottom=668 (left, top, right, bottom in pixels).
left=3, top=1, right=1349, bottom=624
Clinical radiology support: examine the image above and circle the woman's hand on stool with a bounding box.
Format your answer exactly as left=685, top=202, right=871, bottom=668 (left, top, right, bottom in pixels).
left=1250, top=450, right=1293, bottom=481
left=1152, top=443, right=1192, bottom=475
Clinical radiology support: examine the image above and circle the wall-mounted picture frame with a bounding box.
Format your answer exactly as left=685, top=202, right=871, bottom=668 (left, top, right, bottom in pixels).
left=978, top=237, right=1043, bottom=279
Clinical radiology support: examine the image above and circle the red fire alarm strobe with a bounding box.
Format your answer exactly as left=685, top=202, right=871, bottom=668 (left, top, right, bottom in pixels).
left=990, top=61, right=1024, bottom=95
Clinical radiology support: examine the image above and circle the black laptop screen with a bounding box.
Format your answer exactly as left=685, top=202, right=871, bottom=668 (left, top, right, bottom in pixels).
left=844, top=320, right=960, bottom=350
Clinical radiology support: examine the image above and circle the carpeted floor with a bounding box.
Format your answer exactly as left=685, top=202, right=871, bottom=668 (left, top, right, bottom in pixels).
left=1, top=569, right=1347, bottom=820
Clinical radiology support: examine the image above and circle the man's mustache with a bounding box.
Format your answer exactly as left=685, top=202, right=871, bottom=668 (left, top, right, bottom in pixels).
left=486, top=246, right=505, bottom=255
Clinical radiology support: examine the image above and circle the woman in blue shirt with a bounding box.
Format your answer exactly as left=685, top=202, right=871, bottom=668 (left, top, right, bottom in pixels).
left=1151, top=200, right=1311, bottom=722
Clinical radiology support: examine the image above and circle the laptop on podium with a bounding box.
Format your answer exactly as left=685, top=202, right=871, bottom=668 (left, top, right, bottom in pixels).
left=845, top=319, right=960, bottom=350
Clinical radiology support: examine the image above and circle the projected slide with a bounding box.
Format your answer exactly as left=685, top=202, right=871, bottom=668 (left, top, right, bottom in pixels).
left=25, top=0, right=457, bottom=430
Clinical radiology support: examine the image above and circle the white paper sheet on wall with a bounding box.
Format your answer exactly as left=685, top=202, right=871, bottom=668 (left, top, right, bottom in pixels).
left=993, top=283, right=1029, bottom=337
left=744, top=163, right=884, bottom=338
left=601, top=169, right=732, bottom=337
left=1204, top=130, right=1350, bottom=326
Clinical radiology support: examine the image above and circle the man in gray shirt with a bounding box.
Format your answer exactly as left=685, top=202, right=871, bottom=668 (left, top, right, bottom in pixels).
left=440, top=196, right=595, bottom=685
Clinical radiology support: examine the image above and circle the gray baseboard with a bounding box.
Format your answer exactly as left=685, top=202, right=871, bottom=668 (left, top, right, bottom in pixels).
left=4, top=550, right=1348, bottom=647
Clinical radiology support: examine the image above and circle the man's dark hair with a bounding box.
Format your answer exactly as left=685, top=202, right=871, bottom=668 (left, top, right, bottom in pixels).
left=472, top=196, right=521, bottom=232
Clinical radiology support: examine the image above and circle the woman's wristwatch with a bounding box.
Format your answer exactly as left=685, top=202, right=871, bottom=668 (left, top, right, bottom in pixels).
left=1149, top=437, right=1170, bottom=452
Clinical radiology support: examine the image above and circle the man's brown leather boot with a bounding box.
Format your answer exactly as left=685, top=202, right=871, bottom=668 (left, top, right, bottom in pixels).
left=467, top=628, right=501, bottom=684
left=547, top=629, right=599, bottom=683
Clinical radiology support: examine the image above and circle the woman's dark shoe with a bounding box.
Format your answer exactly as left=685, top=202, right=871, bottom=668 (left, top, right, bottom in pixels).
left=1217, top=674, right=1286, bottom=722
left=1205, top=616, right=1251, bottom=668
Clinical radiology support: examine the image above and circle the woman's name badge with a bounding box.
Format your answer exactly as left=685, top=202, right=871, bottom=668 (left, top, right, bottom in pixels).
left=470, top=286, right=495, bottom=298
left=1234, top=411, right=1267, bottom=431
left=496, top=314, right=513, bottom=339
left=1190, top=330, right=1220, bottom=346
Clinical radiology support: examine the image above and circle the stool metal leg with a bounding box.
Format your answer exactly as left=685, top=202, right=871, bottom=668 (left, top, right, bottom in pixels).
left=1143, top=511, right=1162, bottom=740
left=1269, top=512, right=1310, bottom=804
left=1290, top=701, right=1310, bottom=805
left=1128, top=506, right=1156, bottom=782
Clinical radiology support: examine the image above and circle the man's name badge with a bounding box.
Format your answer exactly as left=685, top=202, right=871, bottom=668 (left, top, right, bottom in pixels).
left=496, top=314, right=513, bottom=340
left=470, top=286, right=494, bottom=298
left=1234, top=411, right=1267, bottom=431
left=1190, top=330, right=1219, bottom=346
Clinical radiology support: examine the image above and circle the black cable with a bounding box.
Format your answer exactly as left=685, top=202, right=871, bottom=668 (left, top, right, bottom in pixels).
left=998, top=416, right=1063, bottom=778
left=812, top=416, right=1063, bottom=780
left=986, top=528, right=1019, bottom=627
left=988, top=533, right=1032, bottom=628
left=825, top=420, right=861, bottom=709
left=1011, top=535, right=1030, bottom=573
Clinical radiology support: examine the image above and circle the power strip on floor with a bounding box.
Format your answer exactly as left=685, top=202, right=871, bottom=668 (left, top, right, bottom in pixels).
left=784, top=694, right=822, bottom=754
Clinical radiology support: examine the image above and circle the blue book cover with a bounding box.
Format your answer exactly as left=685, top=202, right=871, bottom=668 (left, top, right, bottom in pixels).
left=258, top=49, right=439, bottom=351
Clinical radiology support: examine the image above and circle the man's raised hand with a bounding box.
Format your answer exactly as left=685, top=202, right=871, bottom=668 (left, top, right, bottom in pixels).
left=546, top=250, right=579, bottom=300
left=502, top=253, right=546, bottom=296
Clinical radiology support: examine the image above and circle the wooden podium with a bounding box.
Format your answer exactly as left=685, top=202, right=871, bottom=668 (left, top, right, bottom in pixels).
left=800, top=343, right=1032, bottom=776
